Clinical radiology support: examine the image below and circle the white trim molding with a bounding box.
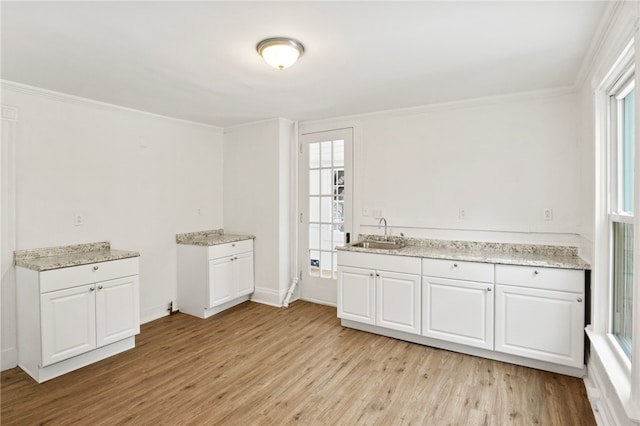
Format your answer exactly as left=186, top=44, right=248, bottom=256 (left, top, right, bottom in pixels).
left=251, top=287, right=287, bottom=308
left=1, top=80, right=223, bottom=132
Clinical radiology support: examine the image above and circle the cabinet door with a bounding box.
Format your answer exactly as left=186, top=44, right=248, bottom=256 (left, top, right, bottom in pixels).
left=337, top=266, right=375, bottom=325
left=96, top=276, right=140, bottom=347
left=234, top=251, right=254, bottom=297
left=377, top=271, right=421, bottom=334
left=495, top=285, right=584, bottom=367
left=40, top=284, right=97, bottom=366
left=422, top=276, right=494, bottom=349
left=209, top=257, right=234, bottom=307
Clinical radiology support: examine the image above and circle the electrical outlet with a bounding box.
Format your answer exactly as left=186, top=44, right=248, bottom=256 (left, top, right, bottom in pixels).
left=543, top=208, right=553, bottom=221
left=74, top=213, right=84, bottom=226
left=373, top=209, right=383, bottom=219
left=459, top=208, right=466, bottom=220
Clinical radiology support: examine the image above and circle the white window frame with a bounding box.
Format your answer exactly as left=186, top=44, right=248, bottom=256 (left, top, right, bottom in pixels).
left=590, top=39, right=640, bottom=422
left=607, top=70, right=634, bottom=366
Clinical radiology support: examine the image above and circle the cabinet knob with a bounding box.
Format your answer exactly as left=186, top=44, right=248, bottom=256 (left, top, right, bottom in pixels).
left=453, top=263, right=458, bottom=268
left=98, top=285, right=103, bottom=290
left=487, top=287, right=492, bottom=292
left=230, top=257, right=234, bottom=262
left=533, top=270, right=539, bottom=275
left=369, top=273, right=374, bottom=277
left=89, top=287, right=95, bottom=291
left=92, top=266, right=99, bottom=271
left=376, top=273, right=380, bottom=277
left=577, top=297, right=583, bottom=303
left=234, top=257, right=238, bottom=260
left=232, top=244, right=235, bottom=247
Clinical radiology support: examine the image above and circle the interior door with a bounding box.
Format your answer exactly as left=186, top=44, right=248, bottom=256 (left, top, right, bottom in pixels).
left=299, top=128, right=353, bottom=305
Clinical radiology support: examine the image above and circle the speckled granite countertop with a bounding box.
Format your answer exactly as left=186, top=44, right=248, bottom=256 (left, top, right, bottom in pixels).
left=14, top=242, right=140, bottom=272
left=337, top=235, right=590, bottom=270
left=176, top=229, right=255, bottom=246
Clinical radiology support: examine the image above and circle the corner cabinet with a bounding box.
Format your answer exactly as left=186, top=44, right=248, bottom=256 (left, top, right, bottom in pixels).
left=337, top=251, right=421, bottom=335
left=17, top=257, right=140, bottom=383
left=494, top=264, right=585, bottom=368
left=177, top=239, right=254, bottom=319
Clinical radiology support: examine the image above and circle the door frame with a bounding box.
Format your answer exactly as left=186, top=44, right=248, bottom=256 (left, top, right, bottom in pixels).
left=298, top=127, right=354, bottom=306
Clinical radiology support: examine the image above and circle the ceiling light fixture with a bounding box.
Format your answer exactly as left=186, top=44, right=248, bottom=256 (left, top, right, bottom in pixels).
left=256, top=37, right=305, bottom=70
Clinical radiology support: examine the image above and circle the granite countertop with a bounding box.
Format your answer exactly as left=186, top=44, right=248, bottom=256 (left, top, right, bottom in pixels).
left=176, top=229, right=255, bottom=246
left=337, top=235, right=591, bottom=270
left=14, top=242, right=140, bottom=272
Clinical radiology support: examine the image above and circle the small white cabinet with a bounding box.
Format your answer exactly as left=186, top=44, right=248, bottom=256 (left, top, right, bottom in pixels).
left=494, top=265, right=585, bottom=368
left=338, top=251, right=421, bottom=335
left=17, top=257, right=140, bottom=383
left=336, top=266, right=375, bottom=325
left=422, top=259, right=494, bottom=350
left=178, top=238, right=254, bottom=319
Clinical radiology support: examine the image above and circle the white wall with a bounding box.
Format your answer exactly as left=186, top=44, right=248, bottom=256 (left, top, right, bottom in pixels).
left=1, top=83, right=224, bottom=368
left=223, top=118, right=292, bottom=306
left=301, top=91, right=583, bottom=246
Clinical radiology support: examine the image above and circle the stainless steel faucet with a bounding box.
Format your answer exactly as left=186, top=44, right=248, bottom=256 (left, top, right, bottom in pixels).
left=378, top=217, right=388, bottom=240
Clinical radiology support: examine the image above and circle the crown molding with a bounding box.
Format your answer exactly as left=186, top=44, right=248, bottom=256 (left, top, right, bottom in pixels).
left=574, top=0, right=636, bottom=90
left=223, top=117, right=294, bottom=133
left=300, top=85, right=577, bottom=129
left=0, top=80, right=224, bottom=132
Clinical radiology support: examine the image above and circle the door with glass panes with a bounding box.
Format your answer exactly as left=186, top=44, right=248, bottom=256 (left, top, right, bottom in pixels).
left=299, top=128, right=352, bottom=305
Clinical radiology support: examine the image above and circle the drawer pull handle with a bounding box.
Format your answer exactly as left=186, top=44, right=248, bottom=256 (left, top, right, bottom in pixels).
left=533, top=270, right=539, bottom=275
left=89, top=287, right=95, bottom=292
left=93, top=266, right=99, bottom=271
left=98, top=285, right=103, bottom=290
left=577, top=297, right=583, bottom=303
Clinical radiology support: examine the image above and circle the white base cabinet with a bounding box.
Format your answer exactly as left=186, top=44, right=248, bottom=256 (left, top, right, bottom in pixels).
left=338, top=251, right=421, bottom=335
left=494, top=265, right=585, bottom=368
left=178, top=239, right=254, bottom=319
left=422, top=259, right=494, bottom=350
left=337, top=250, right=587, bottom=376
left=17, top=257, right=140, bottom=383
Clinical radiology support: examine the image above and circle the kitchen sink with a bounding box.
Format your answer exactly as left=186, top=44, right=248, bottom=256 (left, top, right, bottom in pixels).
left=351, top=240, right=405, bottom=250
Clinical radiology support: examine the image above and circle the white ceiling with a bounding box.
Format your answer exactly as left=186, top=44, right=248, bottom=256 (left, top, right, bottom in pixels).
left=1, top=1, right=607, bottom=128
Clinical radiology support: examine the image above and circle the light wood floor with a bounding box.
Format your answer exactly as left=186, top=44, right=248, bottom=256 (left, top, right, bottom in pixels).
left=1, top=301, right=595, bottom=425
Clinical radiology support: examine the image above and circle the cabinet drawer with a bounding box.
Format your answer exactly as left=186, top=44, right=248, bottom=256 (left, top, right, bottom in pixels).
left=40, top=257, right=139, bottom=294
left=495, top=265, right=584, bottom=293
left=208, top=239, right=253, bottom=260
left=422, top=258, right=494, bottom=283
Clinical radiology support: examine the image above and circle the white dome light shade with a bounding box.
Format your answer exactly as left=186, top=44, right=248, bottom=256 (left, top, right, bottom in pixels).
left=257, top=38, right=304, bottom=70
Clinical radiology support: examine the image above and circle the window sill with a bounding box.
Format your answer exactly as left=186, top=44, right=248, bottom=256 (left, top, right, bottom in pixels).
left=586, top=326, right=640, bottom=423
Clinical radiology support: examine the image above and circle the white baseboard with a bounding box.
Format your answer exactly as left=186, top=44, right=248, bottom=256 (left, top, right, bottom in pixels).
left=1, top=347, right=17, bottom=371
left=140, top=304, right=170, bottom=324
left=251, top=287, right=287, bottom=307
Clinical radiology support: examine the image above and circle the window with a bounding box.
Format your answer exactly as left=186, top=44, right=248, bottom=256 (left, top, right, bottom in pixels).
left=609, top=70, right=635, bottom=360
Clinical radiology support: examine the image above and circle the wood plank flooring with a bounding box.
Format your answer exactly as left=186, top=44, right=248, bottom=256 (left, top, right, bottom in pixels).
left=1, top=301, right=595, bottom=425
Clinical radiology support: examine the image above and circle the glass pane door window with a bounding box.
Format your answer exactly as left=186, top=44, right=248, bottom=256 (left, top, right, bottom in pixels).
left=308, top=139, right=345, bottom=280
left=609, top=76, right=635, bottom=360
